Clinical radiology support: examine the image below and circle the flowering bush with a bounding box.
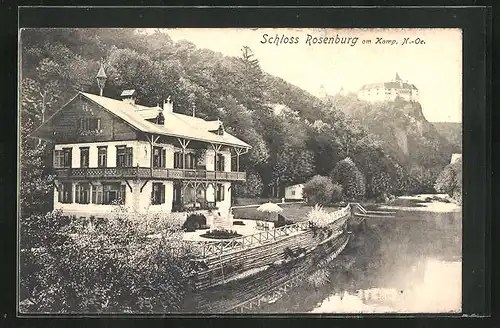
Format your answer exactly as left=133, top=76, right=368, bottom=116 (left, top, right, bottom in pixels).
left=19, top=208, right=196, bottom=313
left=306, top=205, right=332, bottom=228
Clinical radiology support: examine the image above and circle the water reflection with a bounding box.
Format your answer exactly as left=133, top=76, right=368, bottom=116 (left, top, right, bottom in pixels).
left=311, top=259, right=461, bottom=313
left=257, top=205, right=462, bottom=314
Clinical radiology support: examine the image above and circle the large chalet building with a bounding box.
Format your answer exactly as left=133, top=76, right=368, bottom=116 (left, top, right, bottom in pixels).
left=31, top=61, right=251, bottom=218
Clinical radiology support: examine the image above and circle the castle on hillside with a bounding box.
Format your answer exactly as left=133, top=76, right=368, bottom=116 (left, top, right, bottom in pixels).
left=357, top=73, right=419, bottom=103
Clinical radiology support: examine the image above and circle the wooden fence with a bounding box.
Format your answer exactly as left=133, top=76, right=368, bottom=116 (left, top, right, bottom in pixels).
left=191, top=204, right=351, bottom=258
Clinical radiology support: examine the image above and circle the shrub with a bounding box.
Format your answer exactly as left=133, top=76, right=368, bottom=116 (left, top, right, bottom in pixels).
left=303, top=175, right=336, bottom=206
left=331, top=182, right=343, bottom=202
left=182, top=213, right=207, bottom=232
left=233, top=221, right=246, bottom=226
left=19, top=209, right=195, bottom=313
left=200, top=229, right=241, bottom=239
left=306, top=204, right=332, bottom=228
left=330, top=157, right=366, bottom=201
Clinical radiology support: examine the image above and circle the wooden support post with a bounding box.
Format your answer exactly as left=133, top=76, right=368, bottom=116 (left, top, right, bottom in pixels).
left=124, top=179, right=133, bottom=192
left=177, top=138, right=190, bottom=170
left=140, top=180, right=149, bottom=192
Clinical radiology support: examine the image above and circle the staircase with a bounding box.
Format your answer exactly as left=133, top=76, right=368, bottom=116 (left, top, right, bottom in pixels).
left=350, top=203, right=396, bottom=219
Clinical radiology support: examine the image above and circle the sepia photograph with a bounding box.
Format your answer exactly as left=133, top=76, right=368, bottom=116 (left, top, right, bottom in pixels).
left=18, top=27, right=463, bottom=314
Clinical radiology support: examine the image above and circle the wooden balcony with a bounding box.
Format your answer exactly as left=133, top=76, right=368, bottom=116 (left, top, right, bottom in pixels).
left=54, top=167, right=247, bottom=182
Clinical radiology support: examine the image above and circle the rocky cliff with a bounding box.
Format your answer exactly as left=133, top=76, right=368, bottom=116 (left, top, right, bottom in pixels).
left=330, top=93, right=457, bottom=171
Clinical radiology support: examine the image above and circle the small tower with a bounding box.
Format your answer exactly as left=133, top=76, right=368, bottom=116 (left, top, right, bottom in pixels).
left=191, top=101, right=196, bottom=117
left=96, top=58, right=107, bottom=97
left=394, top=72, right=403, bottom=87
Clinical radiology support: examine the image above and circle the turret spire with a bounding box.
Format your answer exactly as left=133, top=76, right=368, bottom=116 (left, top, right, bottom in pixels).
left=96, top=58, right=107, bottom=96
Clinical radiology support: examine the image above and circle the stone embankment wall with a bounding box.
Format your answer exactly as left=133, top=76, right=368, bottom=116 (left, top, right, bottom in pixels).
left=184, top=230, right=350, bottom=313
left=183, top=214, right=350, bottom=313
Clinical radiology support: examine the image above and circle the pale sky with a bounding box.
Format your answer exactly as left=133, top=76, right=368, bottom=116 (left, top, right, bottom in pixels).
left=158, top=28, right=462, bottom=123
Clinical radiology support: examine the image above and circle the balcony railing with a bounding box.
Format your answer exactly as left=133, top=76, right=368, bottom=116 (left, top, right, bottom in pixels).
left=54, top=167, right=247, bottom=181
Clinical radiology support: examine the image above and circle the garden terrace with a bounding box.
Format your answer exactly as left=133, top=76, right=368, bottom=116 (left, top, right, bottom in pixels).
left=185, top=206, right=351, bottom=291
left=231, top=202, right=340, bottom=223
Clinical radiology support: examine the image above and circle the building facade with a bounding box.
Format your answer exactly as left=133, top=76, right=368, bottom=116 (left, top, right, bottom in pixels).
left=284, top=184, right=304, bottom=200
left=32, top=63, right=251, bottom=219
left=357, top=73, right=419, bottom=103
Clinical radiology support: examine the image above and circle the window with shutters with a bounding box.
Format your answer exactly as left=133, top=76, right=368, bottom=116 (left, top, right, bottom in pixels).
left=116, top=146, right=133, bottom=167
left=54, top=148, right=72, bottom=168
left=58, top=182, right=73, bottom=203
left=97, top=147, right=107, bottom=167
left=75, top=183, right=91, bottom=204
left=92, top=185, right=104, bottom=204
left=152, top=183, right=165, bottom=205
left=80, top=147, right=89, bottom=168
left=173, top=152, right=184, bottom=169
left=153, top=146, right=166, bottom=168
left=78, top=117, right=101, bottom=132
left=216, top=184, right=225, bottom=202
left=215, top=153, right=225, bottom=172
left=102, top=183, right=125, bottom=205
left=185, top=153, right=196, bottom=169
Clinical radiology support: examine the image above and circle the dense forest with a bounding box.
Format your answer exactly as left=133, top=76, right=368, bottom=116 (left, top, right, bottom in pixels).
left=20, top=28, right=454, bottom=215
left=432, top=122, right=462, bottom=152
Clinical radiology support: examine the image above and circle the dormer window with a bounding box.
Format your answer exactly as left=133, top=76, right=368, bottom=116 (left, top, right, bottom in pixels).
left=156, top=112, right=165, bottom=125
left=217, top=124, right=224, bottom=136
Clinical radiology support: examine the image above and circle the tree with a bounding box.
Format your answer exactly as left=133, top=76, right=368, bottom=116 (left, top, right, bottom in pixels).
left=20, top=77, right=58, bottom=216
left=434, top=158, right=462, bottom=204
left=303, top=175, right=339, bottom=206
left=330, top=157, right=366, bottom=201
left=233, top=170, right=264, bottom=198
left=239, top=46, right=264, bottom=110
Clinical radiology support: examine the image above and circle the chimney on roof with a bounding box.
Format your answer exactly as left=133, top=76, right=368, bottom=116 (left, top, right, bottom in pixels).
left=120, top=89, right=137, bottom=105
left=163, top=96, right=173, bottom=113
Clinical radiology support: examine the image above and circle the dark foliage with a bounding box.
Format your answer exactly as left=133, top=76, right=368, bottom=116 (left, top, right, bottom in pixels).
left=182, top=213, right=207, bottom=232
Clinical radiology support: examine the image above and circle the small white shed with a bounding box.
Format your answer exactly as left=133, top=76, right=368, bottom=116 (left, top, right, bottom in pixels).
left=284, top=184, right=304, bottom=200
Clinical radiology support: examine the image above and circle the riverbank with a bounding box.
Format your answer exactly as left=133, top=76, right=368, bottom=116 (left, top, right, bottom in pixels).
left=377, top=194, right=461, bottom=213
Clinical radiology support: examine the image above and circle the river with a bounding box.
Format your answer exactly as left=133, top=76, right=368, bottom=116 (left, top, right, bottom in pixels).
left=256, top=195, right=462, bottom=314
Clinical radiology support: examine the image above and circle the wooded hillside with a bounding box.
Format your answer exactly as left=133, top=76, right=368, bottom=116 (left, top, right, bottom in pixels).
left=20, top=28, right=451, bottom=214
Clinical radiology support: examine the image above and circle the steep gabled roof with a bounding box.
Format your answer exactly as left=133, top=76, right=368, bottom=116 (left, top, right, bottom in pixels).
left=82, top=92, right=251, bottom=148
left=33, top=91, right=251, bottom=149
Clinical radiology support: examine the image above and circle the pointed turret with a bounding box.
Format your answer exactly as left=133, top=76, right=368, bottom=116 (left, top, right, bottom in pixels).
left=96, top=58, right=107, bottom=96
